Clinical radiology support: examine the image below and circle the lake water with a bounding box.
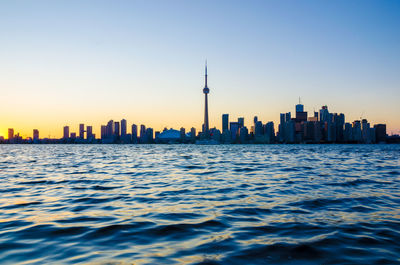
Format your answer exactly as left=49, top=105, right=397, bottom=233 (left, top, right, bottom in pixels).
left=0, top=144, right=399, bottom=264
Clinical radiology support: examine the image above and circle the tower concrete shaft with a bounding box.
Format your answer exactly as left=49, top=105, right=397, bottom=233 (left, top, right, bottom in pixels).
left=203, top=62, right=210, bottom=134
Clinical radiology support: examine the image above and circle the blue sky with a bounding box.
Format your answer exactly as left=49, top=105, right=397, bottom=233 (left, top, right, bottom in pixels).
left=0, top=0, right=399, bottom=137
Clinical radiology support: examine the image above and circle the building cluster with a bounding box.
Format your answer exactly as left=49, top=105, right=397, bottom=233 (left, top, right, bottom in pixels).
left=276, top=103, right=387, bottom=144
left=1, top=102, right=393, bottom=145
left=0, top=66, right=396, bottom=144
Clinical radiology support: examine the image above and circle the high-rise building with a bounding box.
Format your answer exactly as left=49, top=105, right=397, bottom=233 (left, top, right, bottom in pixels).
left=352, top=120, right=362, bottom=143
left=106, top=120, right=114, bottom=138
left=8, top=128, right=14, bottom=140
left=238, top=117, right=244, bottom=128
left=146, top=128, right=153, bottom=143
left=70, top=132, right=76, bottom=139
left=222, top=114, right=229, bottom=133
left=79, top=124, right=85, bottom=139
left=320, top=106, right=329, bottom=123
left=230, top=122, right=239, bottom=142
left=63, top=126, right=70, bottom=139
left=202, top=62, right=210, bottom=135
left=374, top=124, right=387, bottom=143
left=121, top=119, right=127, bottom=137
left=190, top=127, right=196, bottom=140
left=140, top=125, right=146, bottom=143
left=131, top=124, right=138, bottom=143
left=33, top=129, right=39, bottom=141
left=86, top=126, right=93, bottom=140
left=255, top=121, right=263, bottom=136
left=114, top=122, right=120, bottom=139
left=101, top=125, right=106, bottom=139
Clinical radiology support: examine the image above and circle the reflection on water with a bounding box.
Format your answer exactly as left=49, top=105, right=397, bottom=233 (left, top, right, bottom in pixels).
left=0, top=144, right=399, bottom=264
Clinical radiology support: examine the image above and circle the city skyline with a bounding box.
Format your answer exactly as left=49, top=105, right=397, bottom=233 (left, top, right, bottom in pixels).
left=1, top=1, right=400, bottom=138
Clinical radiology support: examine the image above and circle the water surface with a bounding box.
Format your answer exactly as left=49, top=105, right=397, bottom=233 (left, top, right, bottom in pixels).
left=0, top=144, right=399, bottom=264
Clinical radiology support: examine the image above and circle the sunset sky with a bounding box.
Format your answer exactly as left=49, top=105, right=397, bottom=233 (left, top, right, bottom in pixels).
left=1, top=0, right=399, bottom=139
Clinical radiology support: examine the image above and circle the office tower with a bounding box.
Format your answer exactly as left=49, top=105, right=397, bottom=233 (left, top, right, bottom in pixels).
left=344, top=123, right=353, bottom=142
left=230, top=122, right=239, bottom=142
left=70, top=132, right=76, bottom=139
left=190, top=127, right=196, bottom=140
left=8, top=128, right=14, bottom=140
left=374, top=124, right=387, bottom=143
left=131, top=124, right=138, bottom=143
left=314, top=111, right=318, bottom=119
left=222, top=114, right=229, bottom=133
left=101, top=125, right=107, bottom=139
left=238, top=117, right=244, bottom=128
left=114, top=122, right=120, bottom=139
left=254, top=116, right=258, bottom=125
left=286, top=120, right=296, bottom=143
left=180, top=127, right=186, bottom=140
left=278, top=113, right=286, bottom=142
left=255, top=121, right=263, bottom=136
left=106, top=120, right=114, bottom=138
left=146, top=128, right=153, bottom=143
left=361, top=119, right=371, bottom=143
left=295, top=101, right=307, bottom=122
left=239, top=126, right=248, bottom=143
left=285, top=112, right=291, bottom=122
left=352, top=120, right=362, bottom=143
left=63, top=126, right=70, bottom=139
left=296, top=100, right=304, bottom=112
left=79, top=124, right=85, bottom=139
left=320, top=106, right=329, bottom=123
left=203, top=62, right=210, bottom=134
left=121, top=119, right=127, bottom=137
left=140, top=125, right=146, bottom=143
left=33, top=129, right=39, bottom=140
left=86, top=126, right=93, bottom=140
left=265, top=122, right=275, bottom=143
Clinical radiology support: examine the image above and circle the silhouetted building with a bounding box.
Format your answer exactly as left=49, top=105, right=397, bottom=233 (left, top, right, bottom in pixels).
left=131, top=124, right=138, bottom=143
left=222, top=114, right=229, bottom=133
left=121, top=119, right=127, bottom=137
left=70, top=132, right=76, bottom=139
left=374, top=124, right=387, bottom=143
left=33, top=129, right=39, bottom=141
left=114, top=121, right=120, bottom=141
left=8, top=128, right=14, bottom=140
left=101, top=125, right=106, bottom=139
left=238, top=117, right=244, bottom=128
left=79, top=124, right=85, bottom=139
left=230, top=122, right=239, bottom=142
left=63, top=126, right=70, bottom=139
left=87, top=126, right=93, bottom=140
left=146, top=128, right=153, bottom=143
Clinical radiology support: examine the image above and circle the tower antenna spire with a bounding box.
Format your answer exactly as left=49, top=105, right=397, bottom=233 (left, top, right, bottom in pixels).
left=205, top=60, right=208, bottom=88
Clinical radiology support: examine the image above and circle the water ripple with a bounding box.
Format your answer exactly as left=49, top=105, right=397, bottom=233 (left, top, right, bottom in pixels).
left=0, top=144, right=399, bottom=264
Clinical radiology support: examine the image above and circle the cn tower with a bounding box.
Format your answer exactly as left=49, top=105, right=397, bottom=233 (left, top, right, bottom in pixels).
left=203, top=62, right=210, bottom=135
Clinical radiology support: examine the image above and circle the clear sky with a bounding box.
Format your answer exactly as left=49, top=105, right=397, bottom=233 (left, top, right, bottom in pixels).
left=1, top=0, right=399, bottom=138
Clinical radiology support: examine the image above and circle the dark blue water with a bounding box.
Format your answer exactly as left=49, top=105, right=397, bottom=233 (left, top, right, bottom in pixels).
left=0, top=145, right=399, bottom=264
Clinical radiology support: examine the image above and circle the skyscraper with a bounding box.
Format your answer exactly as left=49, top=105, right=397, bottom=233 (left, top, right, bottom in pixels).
left=63, top=126, right=69, bottom=139
left=86, top=126, right=93, bottom=140
left=202, top=62, right=210, bottom=135
left=8, top=128, right=14, bottom=140
left=121, top=119, right=127, bottom=136
left=222, top=114, right=229, bottom=133
left=238, top=117, right=244, bottom=128
left=33, top=129, right=39, bottom=140
left=131, top=124, right=138, bottom=143
left=114, top=122, right=120, bottom=140
left=79, top=124, right=85, bottom=139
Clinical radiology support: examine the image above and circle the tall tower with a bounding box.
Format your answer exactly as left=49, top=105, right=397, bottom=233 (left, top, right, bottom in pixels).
left=203, top=62, right=210, bottom=134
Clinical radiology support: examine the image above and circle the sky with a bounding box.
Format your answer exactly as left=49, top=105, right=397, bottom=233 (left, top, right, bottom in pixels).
left=0, top=0, right=399, bottom=138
